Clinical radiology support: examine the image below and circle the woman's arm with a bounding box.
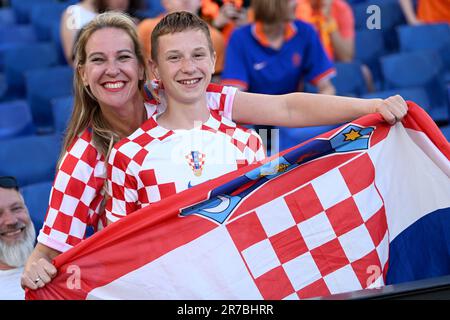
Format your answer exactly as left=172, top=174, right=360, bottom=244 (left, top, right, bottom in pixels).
left=232, top=91, right=408, bottom=127
left=21, top=243, right=59, bottom=290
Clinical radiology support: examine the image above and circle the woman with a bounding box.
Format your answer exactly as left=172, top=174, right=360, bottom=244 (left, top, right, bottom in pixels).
left=22, top=11, right=407, bottom=290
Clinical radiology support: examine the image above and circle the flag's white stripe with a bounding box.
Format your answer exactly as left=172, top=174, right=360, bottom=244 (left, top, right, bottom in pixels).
left=87, top=225, right=263, bottom=300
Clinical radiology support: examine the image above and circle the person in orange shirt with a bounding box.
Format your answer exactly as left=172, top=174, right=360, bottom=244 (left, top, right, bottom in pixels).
left=137, top=0, right=226, bottom=81
left=296, top=0, right=354, bottom=62
left=399, top=0, right=450, bottom=25
left=200, top=0, right=251, bottom=43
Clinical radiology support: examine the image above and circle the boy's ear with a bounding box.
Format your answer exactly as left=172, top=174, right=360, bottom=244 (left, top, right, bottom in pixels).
left=149, top=59, right=160, bottom=80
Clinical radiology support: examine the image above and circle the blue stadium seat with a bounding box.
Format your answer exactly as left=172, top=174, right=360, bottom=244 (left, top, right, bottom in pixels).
left=397, top=24, right=450, bottom=71
left=278, top=125, right=341, bottom=152
left=0, top=8, right=16, bottom=25
left=10, top=0, right=58, bottom=24
left=355, top=29, right=385, bottom=88
left=0, top=99, right=35, bottom=140
left=362, top=87, right=431, bottom=111
left=21, top=181, right=53, bottom=235
left=51, top=95, right=74, bottom=133
left=381, top=51, right=448, bottom=123
left=331, top=62, right=367, bottom=97
left=4, top=42, right=60, bottom=98
left=144, top=0, right=165, bottom=16
left=25, top=66, right=74, bottom=132
left=0, top=134, right=61, bottom=187
left=0, top=25, right=37, bottom=72
left=30, top=2, right=68, bottom=41
left=440, top=125, right=450, bottom=141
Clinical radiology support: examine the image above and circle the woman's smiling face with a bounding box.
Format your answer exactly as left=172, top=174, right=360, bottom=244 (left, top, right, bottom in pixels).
left=80, top=27, right=144, bottom=112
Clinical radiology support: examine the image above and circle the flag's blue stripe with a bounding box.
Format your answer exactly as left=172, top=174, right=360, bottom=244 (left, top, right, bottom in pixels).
left=386, top=207, right=450, bottom=285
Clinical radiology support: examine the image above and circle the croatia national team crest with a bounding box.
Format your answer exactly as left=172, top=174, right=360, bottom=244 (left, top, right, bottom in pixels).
left=186, top=151, right=206, bottom=177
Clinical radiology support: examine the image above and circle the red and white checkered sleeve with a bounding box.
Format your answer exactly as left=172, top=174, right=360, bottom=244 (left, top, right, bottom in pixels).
left=105, top=142, right=140, bottom=224
left=206, top=84, right=237, bottom=121
left=37, top=131, right=105, bottom=253
left=245, top=130, right=266, bottom=164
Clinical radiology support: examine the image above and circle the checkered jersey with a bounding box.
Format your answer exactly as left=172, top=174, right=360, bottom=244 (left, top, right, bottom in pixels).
left=105, top=111, right=266, bottom=223
left=38, top=85, right=238, bottom=252
left=226, top=153, right=388, bottom=299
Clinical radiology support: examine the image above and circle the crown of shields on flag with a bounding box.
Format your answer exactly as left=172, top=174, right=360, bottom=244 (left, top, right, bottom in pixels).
left=185, top=151, right=206, bottom=177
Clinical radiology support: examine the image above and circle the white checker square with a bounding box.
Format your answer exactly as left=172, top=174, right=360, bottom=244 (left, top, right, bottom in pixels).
left=71, top=159, right=93, bottom=182
left=256, top=198, right=296, bottom=237
left=53, top=171, right=71, bottom=192
left=148, top=126, right=169, bottom=138
left=59, top=194, right=80, bottom=215
left=93, top=160, right=106, bottom=178
left=69, top=217, right=87, bottom=239
left=353, top=184, right=384, bottom=221
left=241, top=239, right=281, bottom=279
left=338, top=225, right=375, bottom=263
left=323, top=265, right=362, bottom=294
left=111, top=166, right=126, bottom=186
left=297, top=212, right=336, bottom=250
left=80, top=184, right=96, bottom=206
left=145, top=185, right=161, bottom=202
left=124, top=187, right=138, bottom=203
left=283, top=252, right=322, bottom=291
left=376, top=232, right=389, bottom=268
left=45, top=208, right=59, bottom=227
left=69, top=139, right=89, bottom=158
left=232, top=129, right=251, bottom=144
left=283, top=293, right=300, bottom=300
left=119, top=141, right=143, bottom=159
left=311, top=169, right=351, bottom=209
left=48, top=228, right=69, bottom=244
left=111, top=199, right=126, bottom=216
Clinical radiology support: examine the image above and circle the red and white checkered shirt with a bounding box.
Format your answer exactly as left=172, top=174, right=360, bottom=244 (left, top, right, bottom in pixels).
left=105, top=111, right=266, bottom=223
left=37, top=84, right=238, bottom=252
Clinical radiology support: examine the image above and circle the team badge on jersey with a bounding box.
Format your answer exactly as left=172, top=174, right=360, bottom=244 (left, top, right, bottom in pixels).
left=186, top=151, right=206, bottom=177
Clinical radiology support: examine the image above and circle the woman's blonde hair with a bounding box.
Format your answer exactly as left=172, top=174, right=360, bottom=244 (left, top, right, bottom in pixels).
left=59, top=12, right=148, bottom=166
left=251, top=0, right=290, bottom=24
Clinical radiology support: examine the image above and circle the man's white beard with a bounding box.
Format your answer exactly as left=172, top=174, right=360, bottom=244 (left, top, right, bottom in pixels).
left=0, top=222, right=36, bottom=268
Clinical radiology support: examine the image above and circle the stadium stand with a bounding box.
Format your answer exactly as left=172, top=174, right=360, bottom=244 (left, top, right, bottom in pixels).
left=0, top=99, right=35, bottom=140
left=25, top=66, right=73, bottom=132
left=51, top=95, right=74, bottom=134
left=0, top=134, right=61, bottom=187
left=332, top=62, right=368, bottom=97
left=21, top=180, right=53, bottom=235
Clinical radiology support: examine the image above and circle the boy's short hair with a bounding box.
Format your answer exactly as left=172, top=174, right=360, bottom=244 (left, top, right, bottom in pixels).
left=0, top=176, right=19, bottom=190
left=151, top=11, right=214, bottom=61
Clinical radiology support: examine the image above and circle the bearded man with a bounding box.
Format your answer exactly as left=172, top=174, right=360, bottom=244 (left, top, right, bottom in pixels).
left=0, top=176, right=36, bottom=300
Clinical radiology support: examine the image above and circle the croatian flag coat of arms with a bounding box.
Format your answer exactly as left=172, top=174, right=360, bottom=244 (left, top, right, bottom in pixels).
left=28, top=102, right=450, bottom=300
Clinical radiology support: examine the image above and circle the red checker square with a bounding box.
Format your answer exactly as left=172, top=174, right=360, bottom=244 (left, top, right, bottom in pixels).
left=111, top=182, right=126, bottom=200
left=87, top=172, right=104, bottom=189
left=365, top=207, right=388, bottom=246
left=64, top=177, right=86, bottom=200
left=80, top=144, right=97, bottom=164
left=133, top=148, right=149, bottom=166
left=113, top=150, right=132, bottom=169
left=60, top=153, right=78, bottom=175
left=297, top=278, right=331, bottom=299
left=126, top=201, right=140, bottom=215
left=124, top=173, right=138, bottom=189
left=67, top=234, right=83, bottom=247
left=351, top=249, right=382, bottom=288
left=73, top=201, right=89, bottom=224
left=42, top=225, right=52, bottom=235
left=157, top=182, right=177, bottom=199
left=254, top=266, right=295, bottom=300
left=325, top=197, right=364, bottom=237
left=284, top=184, right=324, bottom=224
left=226, top=211, right=267, bottom=252
left=269, top=226, right=308, bottom=264
left=140, top=169, right=157, bottom=186
left=218, top=122, right=233, bottom=135
left=232, top=139, right=246, bottom=153
left=51, top=213, right=73, bottom=235
left=133, top=133, right=154, bottom=147
left=49, top=189, right=64, bottom=211
left=310, top=238, right=350, bottom=277
left=137, top=187, right=150, bottom=204
left=339, top=153, right=375, bottom=194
